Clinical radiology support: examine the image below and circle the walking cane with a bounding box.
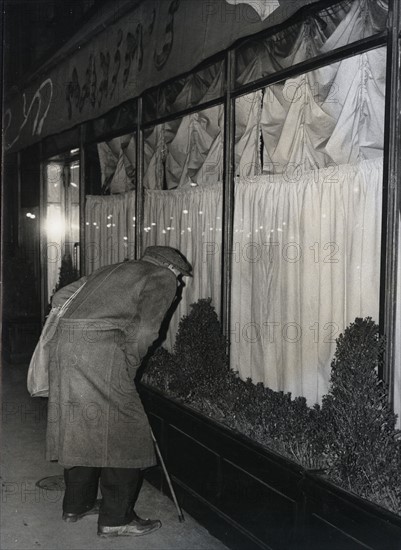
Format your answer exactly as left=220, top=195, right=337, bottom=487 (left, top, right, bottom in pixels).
left=150, top=429, right=185, bottom=523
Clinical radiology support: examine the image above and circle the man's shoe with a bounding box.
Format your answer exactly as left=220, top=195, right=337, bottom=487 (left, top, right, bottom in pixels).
left=97, top=515, right=162, bottom=537
left=62, top=499, right=101, bottom=523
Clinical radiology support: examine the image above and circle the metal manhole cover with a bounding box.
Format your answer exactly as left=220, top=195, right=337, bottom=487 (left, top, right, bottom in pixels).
left=36, top=475, right=65, bottom=491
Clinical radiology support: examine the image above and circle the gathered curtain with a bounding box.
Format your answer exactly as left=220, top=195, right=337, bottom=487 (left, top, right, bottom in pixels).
left=143, top=105, right=224, bottom=190
left=235, top=0, right=388, bottom=87
left=85, top=183, right=223, bottom=349
left=97, top=134, right=136, bottom=194
left=143, top=92, right=262, bottom=189
left=231, top=45, right=385, bottom=404
left=231, top=158, right=382, bottom=404
left=143, top=183, right=223, bottom=349
left=235, top=91, right=262, bottom=178
left=85, top=191, right=135, bottom=274
left=261, top=48, right=385, bottom=174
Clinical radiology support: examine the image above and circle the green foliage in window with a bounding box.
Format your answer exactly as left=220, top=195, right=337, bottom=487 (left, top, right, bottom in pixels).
left=143, top=302, right=401, bottom=515
left=144, top=299, right=326, bottom=468
left=321, top=317, right=401, bottom=513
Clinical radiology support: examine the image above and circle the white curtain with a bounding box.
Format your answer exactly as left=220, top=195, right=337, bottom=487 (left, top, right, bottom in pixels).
left=85, top=191, right=135, bottom=273
left=231, top=47, right=385, bottom=404
left=235, top=91, right=262, bottom=178
left=235, top=0, right=388, bottom=87
left=261, top=48, right=385, bottom=174
left=231, top=159, right=382, bottom=404
left=225, top=0, right=280, bottom=21
left=97, top=134, right=136, bottom=194
left=143, top=124, right=165, bottom=190
left=143, top=104, right=224, bottom=190
left=141, top=96, right=263, bottom=349
left=143, top=93, right=261, bottom=189
left=143, top=183, right=223, bottom=348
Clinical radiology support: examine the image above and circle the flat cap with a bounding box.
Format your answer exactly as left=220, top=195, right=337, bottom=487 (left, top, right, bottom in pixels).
left=142, top=246, right=192, bottom=276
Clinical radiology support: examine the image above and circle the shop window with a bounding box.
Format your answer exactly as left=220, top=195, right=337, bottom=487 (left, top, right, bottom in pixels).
left=44, top=151, right=80, bottom=304
left=231, top=47, right=386, bottom=404
left=142, top=104, right=224, bottom=348
left=85, top=133, right=137, bottom=273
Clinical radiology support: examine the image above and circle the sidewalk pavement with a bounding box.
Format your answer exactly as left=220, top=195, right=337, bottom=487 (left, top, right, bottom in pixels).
left=1, top=361, right=229, bottom=550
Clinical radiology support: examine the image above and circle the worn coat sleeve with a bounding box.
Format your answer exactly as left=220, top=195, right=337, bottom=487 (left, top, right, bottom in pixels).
left=123, top=269, right=177, bottom=374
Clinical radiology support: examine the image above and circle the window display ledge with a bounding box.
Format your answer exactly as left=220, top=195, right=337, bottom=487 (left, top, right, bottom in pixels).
left=139, top=383, right=401, bottom=550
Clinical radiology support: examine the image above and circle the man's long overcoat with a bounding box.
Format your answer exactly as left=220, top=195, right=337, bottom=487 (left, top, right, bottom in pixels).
left=46, top=259, right=177, bottom=468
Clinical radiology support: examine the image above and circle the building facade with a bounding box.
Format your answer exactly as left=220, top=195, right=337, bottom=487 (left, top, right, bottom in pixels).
left=3, top=0, right=400, bottom=417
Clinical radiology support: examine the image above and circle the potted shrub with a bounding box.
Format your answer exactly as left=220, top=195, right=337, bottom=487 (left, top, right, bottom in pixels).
left=320, top=318, right=401, bottom=514
left=304, top=318, right=401, bottom=550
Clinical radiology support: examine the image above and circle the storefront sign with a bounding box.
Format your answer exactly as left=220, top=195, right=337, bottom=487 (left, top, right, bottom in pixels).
left=4, top=0, right=314, bottom=153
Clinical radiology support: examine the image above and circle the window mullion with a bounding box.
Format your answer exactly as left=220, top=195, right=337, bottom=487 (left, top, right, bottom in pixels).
left=222, top=49, right=236, bottom=344
left=380, top=0, right=401, bottom=402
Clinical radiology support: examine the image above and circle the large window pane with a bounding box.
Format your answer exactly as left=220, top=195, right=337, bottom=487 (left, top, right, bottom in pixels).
left=85, top=133, right=137, bottom=273
left=231, top=48, right=386, bottom=404
left=143, top=105, right=224, bottom=348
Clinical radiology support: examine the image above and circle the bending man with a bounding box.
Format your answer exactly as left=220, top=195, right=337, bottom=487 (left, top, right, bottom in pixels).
left=46, top=246, right=191, bottom=538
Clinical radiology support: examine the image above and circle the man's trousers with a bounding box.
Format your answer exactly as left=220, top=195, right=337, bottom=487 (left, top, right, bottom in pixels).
left=63, top=466, right=143, bottom=526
